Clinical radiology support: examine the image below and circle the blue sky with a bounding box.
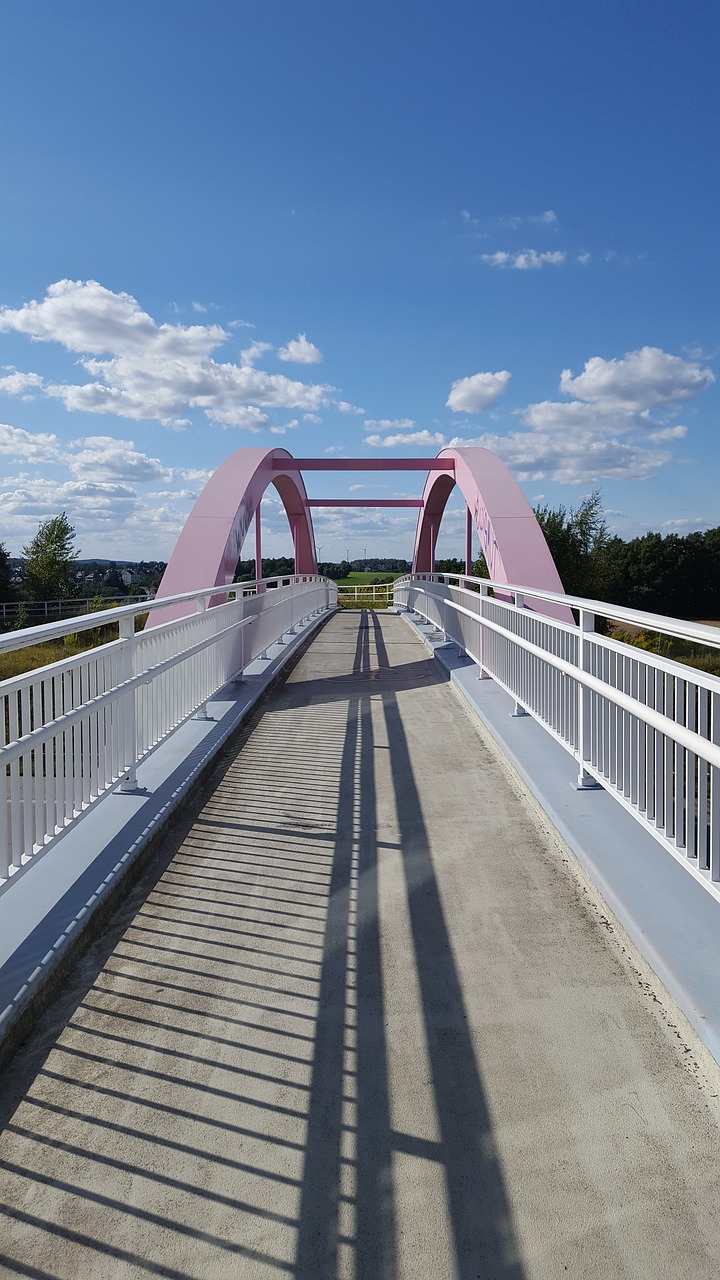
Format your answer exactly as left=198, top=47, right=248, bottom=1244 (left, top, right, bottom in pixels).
left=0, top=0, right=718, bottom=564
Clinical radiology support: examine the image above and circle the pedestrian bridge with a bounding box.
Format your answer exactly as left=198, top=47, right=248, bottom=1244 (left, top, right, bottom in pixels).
left=3, top=439, right=720, bottom=1276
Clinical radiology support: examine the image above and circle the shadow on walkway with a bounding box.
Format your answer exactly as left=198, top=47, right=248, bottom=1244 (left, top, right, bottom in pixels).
left=0, top=610, right=523, bottom=1280
left=295, top=611, right=522, bottom=1279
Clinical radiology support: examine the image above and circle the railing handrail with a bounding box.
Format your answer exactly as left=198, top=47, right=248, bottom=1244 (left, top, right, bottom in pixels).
left=1, top=574, right=337, bottom=891
left=394, top=572, right=720, bottom=904
left=396, top=572, right=720, bottom=653
left=0, top=575, right=332, bottom=656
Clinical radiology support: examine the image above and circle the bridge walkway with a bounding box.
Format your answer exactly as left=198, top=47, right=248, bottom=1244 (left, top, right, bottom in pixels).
left=1, top=611, right=720, bottom=1279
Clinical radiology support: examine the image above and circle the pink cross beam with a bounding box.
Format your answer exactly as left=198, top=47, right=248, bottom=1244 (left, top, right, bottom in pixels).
left=275, top=457, right=455, bottom=471
left=307, top=499, right=423, bottom=508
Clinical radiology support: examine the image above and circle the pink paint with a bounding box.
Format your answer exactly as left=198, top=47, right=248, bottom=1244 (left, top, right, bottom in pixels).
left=149, top=447, right=317, bottom=626
left=150, top=445, right=570, bottom=628
left=276, top=458, right=455, bottom=471
left=413, top=447, right=572, bottom=622
left=307, top=499, right=423, bottom=508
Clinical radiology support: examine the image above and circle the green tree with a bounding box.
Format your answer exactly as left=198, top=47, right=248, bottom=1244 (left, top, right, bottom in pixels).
left=534, top=490, right=609, bottom=597
left=22, top=512, right=79, bottom=601
left=0, top=541, right=15, bottom=602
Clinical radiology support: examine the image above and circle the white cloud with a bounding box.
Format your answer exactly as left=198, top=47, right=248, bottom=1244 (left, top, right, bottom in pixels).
left=647, top=424, right=688, bottom=442
left=204, top=404, right=269, bottom=431
left=659, top=516, right=708, bottom=531
left=0, top=367, right=44, bottom=396
left=0, top=280, right=331, bottom=429
left=521, top=399, right=649, bottom=436
left=240, top=340, right=273, bottom=367
left=277, top=333, right=323, bottom=364
left=531, top=210, right=558, bottom=226
left=336, top=400, right=365, bottom=414
left=448, top=428, right=670, bottom=484
left=0, top=279, right=223, bottom=358
left=304, top=412, right=322, bottom=423
left=0, top=422, right=60, bottom=461
left=447, top=370, right=511, bottom=414
left=480, top=250, right=566, bottom=270
left=559, top=346, right=715, bottom=410
left=67, top=436, right=174, bottom=484
left=363, top=418, right=415, bottom=431
left=364, top=430, right=446, bottom=448
left=349, top=484, right=364, bottom=492
left=577, top=252, right=591, bottom=265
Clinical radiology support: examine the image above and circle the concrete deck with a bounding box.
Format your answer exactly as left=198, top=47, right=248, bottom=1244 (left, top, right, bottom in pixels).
left=1, top=611, right=720, bottom=1279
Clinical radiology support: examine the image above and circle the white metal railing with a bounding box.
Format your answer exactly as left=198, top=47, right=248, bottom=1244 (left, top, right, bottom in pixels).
left=1, top=575, right=336, bottom=893
left=394, top=572, right=720, bottom=903
left=337, top=582, right=395, bottom=606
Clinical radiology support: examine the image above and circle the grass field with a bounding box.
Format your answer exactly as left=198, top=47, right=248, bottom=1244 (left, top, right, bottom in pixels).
left=335, top=571, right=405, bottom=586
left=0, top=613, right=147, bottom=683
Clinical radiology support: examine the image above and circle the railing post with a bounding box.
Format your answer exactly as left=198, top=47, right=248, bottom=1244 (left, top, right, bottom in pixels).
left=194, top=595, right=211, bottom=719
left=118, top=614, right=138, bottom=791
left=577, top=608, right=600, bottom=789
left=510, top=592, right=528, bottom=715
left=477, top=581, right=490, bottom=679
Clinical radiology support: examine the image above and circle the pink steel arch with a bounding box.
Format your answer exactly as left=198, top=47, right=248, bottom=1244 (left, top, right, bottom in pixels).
left=412, top=447, right=570, bottom=620
left=149, top=446, right=317, bottom=625
left=150, top=444, right=569, bottom=626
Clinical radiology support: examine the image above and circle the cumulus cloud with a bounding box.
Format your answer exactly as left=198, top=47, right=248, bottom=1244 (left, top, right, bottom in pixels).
left=448, top=428, right=670, bottom=484
left=364, top=430, right=446, bottom=448
left=364, top=418, right=416, bottom=431
left=0, top=367, right=44, bottom=396
left=480, top=250, right=566, bottom=270
left=647, top=424, right=688, bottom=443
left=204, top=404, right=269, bottom=431
left=475, top=345, right=713, bottom=488
left=521, top=399, right=650, bottom=436
left=269, top=419, right=299, bottom=436
left=277, top=333, right=323, bottom=364
left=239, top=340, right=273, bottom=367
left=67, top=436, right=174, bottom=484
left=447, top=370, right=510, bottom=414
left=336, top=400, right=366, bottom=414
left=0, top=280, right=331, bottom=429
left=559, top=346, right=715, bottom=410
left=0, top=279, right=223, bottom=358
left=0, top=422, right=60, bottom=461
left=441, top=343, right=709, bottom=486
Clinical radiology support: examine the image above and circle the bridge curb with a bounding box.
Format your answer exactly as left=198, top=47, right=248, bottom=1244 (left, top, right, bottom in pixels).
left=0, top=608, right=338, bottom=1071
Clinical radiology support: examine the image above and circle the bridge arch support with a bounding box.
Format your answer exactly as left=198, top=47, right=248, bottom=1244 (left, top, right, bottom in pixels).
left=413, top=447, right=567, bottom=612
left=150, top=447, right=316, bottom=623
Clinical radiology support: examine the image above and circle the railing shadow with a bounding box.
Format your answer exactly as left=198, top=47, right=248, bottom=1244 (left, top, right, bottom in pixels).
left=295, top=610, right=523, bottom=1278
left=0, top=609, right=523, bottom=1279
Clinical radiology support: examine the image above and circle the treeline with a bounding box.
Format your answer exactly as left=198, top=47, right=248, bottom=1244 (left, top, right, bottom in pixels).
left=534, top=492, right=720, bottom=618
left=439, top=493, right=720, bottom=621
left=0, top=513, right=165, bottom=604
